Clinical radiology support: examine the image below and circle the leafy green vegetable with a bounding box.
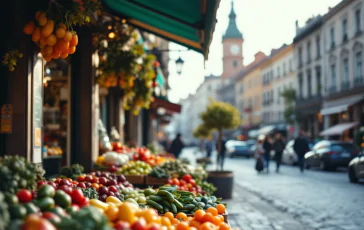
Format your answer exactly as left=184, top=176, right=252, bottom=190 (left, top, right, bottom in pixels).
left=81, top=188, right=99, bottom=200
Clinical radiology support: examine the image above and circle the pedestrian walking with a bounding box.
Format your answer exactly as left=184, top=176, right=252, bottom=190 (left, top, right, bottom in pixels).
left=255, top=136, right=265, bottom=173
left=169, top=133, right=185, bottom=159
left=293, top=131, right=310, bottom=173
left=272, top=133, right=285, bottom=173
left=205, top=140, right=213, bottom=158
left=263, top=135, right=272, bottom=173
left=216, top=137, right=227, bottom=170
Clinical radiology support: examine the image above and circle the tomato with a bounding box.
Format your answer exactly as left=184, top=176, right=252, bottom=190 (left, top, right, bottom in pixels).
left=182, top=174, right=192, bottom=182
left=91, top=183, right=100, bottom=191
left=189, top=179, right=196, bottom=186
left=108, top=185, right=118, bottom=193
left=59, top=185, right=73, bottom=195
left=179, top=180, right=186, bottom=186
left=131, top=217, right=147, bottom=230
left=71, top=188, right=85, bottom=204
left=17, top=189, right=32, bottom=203
left=137, top=209, right=157, bottom=223
left=78, top=197, right=89, bottom=207
left=37, top=181, right=47, bottom=189
left=105, top=205, right=119, bottom=222
left=176, top=222, right=189, bottom=230
left=77, top=175, right=85, bottom=182
left=38, top=185, right=55, bottom=198
left=56, top=27, right=66, bottom=39
left=23, top=214, right=56, bottom=230
left=172, top=178, right=180, bottom=186
left=114, top=221, right=131, bottom=230
left=118, top=202, right=137, bottom=223
left=167, top=179, right=173, bottom=185
left=189, top=187, right=196, bottom=192
left=77, top=182, right=86, bottom=189
left=186, top=184, right=192, bottom=189
left=42, top=212, right=61, bottom=223
left=63, top=31, right=73, bottom=42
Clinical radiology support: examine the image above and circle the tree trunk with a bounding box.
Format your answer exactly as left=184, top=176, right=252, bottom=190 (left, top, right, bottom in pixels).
left=216, top=129, right=222, bottom=171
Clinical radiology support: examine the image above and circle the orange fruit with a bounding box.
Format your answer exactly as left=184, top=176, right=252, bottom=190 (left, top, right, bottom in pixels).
left=43, top=56, right=52, bottom=62
left=63, top=31, right=73, bottom=42
left=219, top=222, right=230, bottom=230
left=70, top=34, right=78, bottom=46
left=24, top=21, right=35, bottom=35
left=201, top=213, right=214, bottom=223
left=60, top=51, right=69, bottom=59
left=32, top=27, right=41, bottom=42
left=161, top=216, right=171, bottom=227
left=38, top=12, right=47, bottom=26
left=189, top=220, right=201, bottom=229
left=217, top=215, right=224, bottom=222
left=206, top=207, right=218, bottom=216
left=164, top=212, right=174, bottom=221
left=138, top=209, right=157, bottom=223
left=56, top=27, right=66, bottom=38
left=105, top=205, right=119, bottom=222
left=216, top=204, right=226, bottom=215
left=58, top=23, right=66, bottom=29
left=172, top=218, right=180, bottom=225
left=68, top=46, right=76, bottom=54
left=200, top=222, right=218, bottom=230
left=176, top=213, right=188, bottom=221
left=51, top=51, right=60, bottom=59
left=176, top=222, right=189, bottom=230
left=212, top=216, right=222, bottom=226
left=57, top=39, right=69, bottom=52
left=47, top=34, right=57, bottom=46
left=194, top=210, right=205, bottom=222
left=41, top=20, right=54, bottom=37
left=44, top=45, right=53, bottom=55
left=189, top=228, right=197, bottom=230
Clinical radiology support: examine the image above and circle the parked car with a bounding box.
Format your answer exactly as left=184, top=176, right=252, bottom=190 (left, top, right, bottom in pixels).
left=226, top=141, right=253, bottom=158
left=348, top=151, right=364, bottom=183
left=282, top=140, right=315, bottom=165
left=305, top=140, right=357, bottom=171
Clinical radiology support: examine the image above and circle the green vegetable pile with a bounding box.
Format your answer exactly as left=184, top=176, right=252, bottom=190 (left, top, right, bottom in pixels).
left=55, top=206, right=111, bottom=230
left=144, top=185, right=225, bottom=215
left=0, top=156, right=44, bottom=193
left=0, top=192, right=10, bottom=230
left=60, top=164, right=84, bottom=180
left=148, top=167, right=169, bottom=178
left=81, top=188, right=99, bottom=200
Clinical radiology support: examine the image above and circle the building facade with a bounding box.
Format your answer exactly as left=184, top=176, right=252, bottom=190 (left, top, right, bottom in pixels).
left=294, top=15, right=324, bottom=138
left=320, top=0, right=364, bottom=140
left=261, top=44, right=295, bottom=127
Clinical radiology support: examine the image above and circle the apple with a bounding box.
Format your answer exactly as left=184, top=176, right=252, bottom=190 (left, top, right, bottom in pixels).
left=99, top=194, right=107, bottom=202
left=84, top=182, right=92, bottom=188
left=108, top=186, right=118, bottom=193
left=47, top=181, right=57, bottom=189
left=99, top=186, right=109, bottom=195
left=114, top=221, right=131, bottom=230
left=117, top=175, right=126, bottom=183
left=107, top=191, right=115, bottom=197
left=95, top=171, right=102, bottom=177
left=107, top=179, right=117, bottom=186
left=131, top=218, right=147, bottom=230
left=23, top=214, right=56, bottom=230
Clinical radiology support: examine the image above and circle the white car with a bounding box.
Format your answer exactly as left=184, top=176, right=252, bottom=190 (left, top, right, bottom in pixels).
left=281, top=140, right=297, bottom=165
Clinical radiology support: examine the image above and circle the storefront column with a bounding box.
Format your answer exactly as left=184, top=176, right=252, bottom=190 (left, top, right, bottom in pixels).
left=70, top=27, right=97, bottom=171
left=323, top=115, right=330, bottom=140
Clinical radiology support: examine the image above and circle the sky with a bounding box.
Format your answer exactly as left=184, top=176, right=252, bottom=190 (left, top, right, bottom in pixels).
left=167, top=0, right=341, bottom=103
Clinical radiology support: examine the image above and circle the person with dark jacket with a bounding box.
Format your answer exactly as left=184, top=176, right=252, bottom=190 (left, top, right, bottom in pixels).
left=263, top=135, right=272, bottom=173
left=216, top=137, right=227, bottom=170
left=293, top=131, right=310, bottom=173
left=272, top=133, right=285, bottom=173
left=169, top=133, right=184, bottom=158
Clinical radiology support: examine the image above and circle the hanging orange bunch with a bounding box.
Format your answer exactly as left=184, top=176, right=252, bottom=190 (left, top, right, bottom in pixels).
left=24, top=11, right=78, bottom=62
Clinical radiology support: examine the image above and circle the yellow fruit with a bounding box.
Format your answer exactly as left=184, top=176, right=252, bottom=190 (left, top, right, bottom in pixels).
left=118, top=202, right=138, bottom=223
left=41, top=20, right=54, bottom=37
left=56, top=27, right=66, bottom=38
left=47, top=34, right=57, bottom=46
left=38, top=13, right=47, bottom=26
left=31, top=27, right=41, bottom=42
left=24, top=21, right=35, bottom=35
left=137, top=209, right=157, bottom=223
left=105, top=205, right=119, bottom=222
left=106, top=196, right=122, bottom=205
left=90, top=199, right=109, bottom=211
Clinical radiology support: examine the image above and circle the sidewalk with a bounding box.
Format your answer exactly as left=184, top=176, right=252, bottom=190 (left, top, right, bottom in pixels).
left=180, top=148, right=306, bottom=230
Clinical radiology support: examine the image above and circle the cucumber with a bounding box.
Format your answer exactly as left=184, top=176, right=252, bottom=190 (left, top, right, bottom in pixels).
left=163, top=206, right=170, bottom=213
left=149, top=195, right=163, bottom=202
left=198, top=202, right=205, bottom=208
left=157, top=190, right=174, bottom=203
left=210, top=196, right=217, bottom=203
left=182, top=204, right=195, bottom=210
left=146, top=200, right=163, bottom=212
left=192, top=200, right=198, bottom=206
left=195, top=197, right=201, bottom=202
left=173, top=199, right=183, bottom=209
left=162, top=200, right=171, bottom=208
left=201, top=197, right=208, bottom=204
left=170, top=203, right=177, bottom=214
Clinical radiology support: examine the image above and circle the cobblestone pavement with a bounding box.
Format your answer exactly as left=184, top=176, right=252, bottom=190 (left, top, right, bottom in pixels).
left=180, top=148, right=364, bottom=230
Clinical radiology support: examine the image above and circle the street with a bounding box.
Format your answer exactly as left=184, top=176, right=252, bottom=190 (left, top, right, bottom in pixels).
left=181, top=148, right=364, bottom=230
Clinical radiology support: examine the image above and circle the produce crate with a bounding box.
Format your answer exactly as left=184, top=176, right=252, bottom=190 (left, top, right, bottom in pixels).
left=145, top=176, right=169, bottom=186
left=124, top=175, right=145, bottom=186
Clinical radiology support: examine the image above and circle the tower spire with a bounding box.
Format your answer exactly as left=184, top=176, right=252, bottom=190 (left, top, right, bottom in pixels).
left=223, top=0, right=242, bottom=40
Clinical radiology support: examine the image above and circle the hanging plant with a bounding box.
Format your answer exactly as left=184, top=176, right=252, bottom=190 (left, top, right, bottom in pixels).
left=2, top=50, right=23, bottom=71
left=22, top=0, right=100, bottom=62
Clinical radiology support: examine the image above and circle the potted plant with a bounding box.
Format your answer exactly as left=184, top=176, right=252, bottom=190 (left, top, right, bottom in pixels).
left=197, top=99, right=240, bottom=199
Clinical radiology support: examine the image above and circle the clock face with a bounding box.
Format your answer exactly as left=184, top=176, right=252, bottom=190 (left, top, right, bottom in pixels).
left=230, top=44, right=240, bottom=55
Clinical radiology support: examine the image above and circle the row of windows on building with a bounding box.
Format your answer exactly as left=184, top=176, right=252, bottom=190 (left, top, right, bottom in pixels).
left=262, top=111, right=284, bottom=124
left=262, top=59, right=294, bottom=85
left=298, top=8, right=361, bottom=67
left=297, top=67, right=321, bottom=99
left=329, top=50, right=363, bottom=93
left=262, top=82, right=293, bottom=106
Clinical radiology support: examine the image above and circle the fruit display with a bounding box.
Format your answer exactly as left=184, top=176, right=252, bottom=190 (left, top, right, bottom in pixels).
left=45, top=145, right=63, bottom=156
left=144, top=185, right=226, bottom=215
left=0, top=192, right=10, bottom=230
left=148, top=167, right=169, bottom=179
left=102, top=151, right=129, bottom=166
left=132, top=147, right=167, bottom=166
left=166, top=174, right=203, bottom=195
left=118, top=161, right=152, bottom=175
left=0, top=156, right=45, bottom=193
left=159, top=160, right=207, bottom=179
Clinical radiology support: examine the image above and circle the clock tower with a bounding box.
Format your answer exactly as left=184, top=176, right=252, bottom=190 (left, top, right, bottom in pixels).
left=222, top=0, right=244, bottom=79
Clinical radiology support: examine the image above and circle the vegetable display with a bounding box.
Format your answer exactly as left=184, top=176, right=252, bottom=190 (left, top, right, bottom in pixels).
left=118, top=161, right=152, bottom=175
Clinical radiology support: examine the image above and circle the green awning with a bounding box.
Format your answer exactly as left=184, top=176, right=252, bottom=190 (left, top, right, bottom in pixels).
left=102, top=0, right=220, bottom=60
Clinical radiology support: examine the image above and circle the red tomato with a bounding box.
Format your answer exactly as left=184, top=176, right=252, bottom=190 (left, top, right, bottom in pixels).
left=182, top=174, right=192, bottom=182
left=133, top=154, right=139, bottom=160
left=71, top=188, right=85, bottom=204
left=167, top=179, right=173, bottom=185
left=189, top=179, right=196, bottom=186
left=77, top=175, right=85, bottom=182
left=55, top=178, right=62, bottom=184
left=186, top=184, right=193, bottom=189
left=114, top=221, right=131, bottom=230
left=23, top=214, right=56, bottom=230
left=77, top=182, right=86, bottom=189
left=131, top=218, right=147, bottom=230
left=59, top=185, right=73, bottom=195
left=17, top=189, right=32, bottom=203
left=37, top=181, right=47, bottom=189
left=179, top=180, right=186, bottom=186
left=172, top=178, right=180, bottom=186
left=189, top=187, right=196, bottom=192
left=78, top=196, right=89, bottom=207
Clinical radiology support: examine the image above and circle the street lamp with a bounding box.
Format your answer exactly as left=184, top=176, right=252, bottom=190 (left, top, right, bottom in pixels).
left=175, top=56, right=184, bottom=75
